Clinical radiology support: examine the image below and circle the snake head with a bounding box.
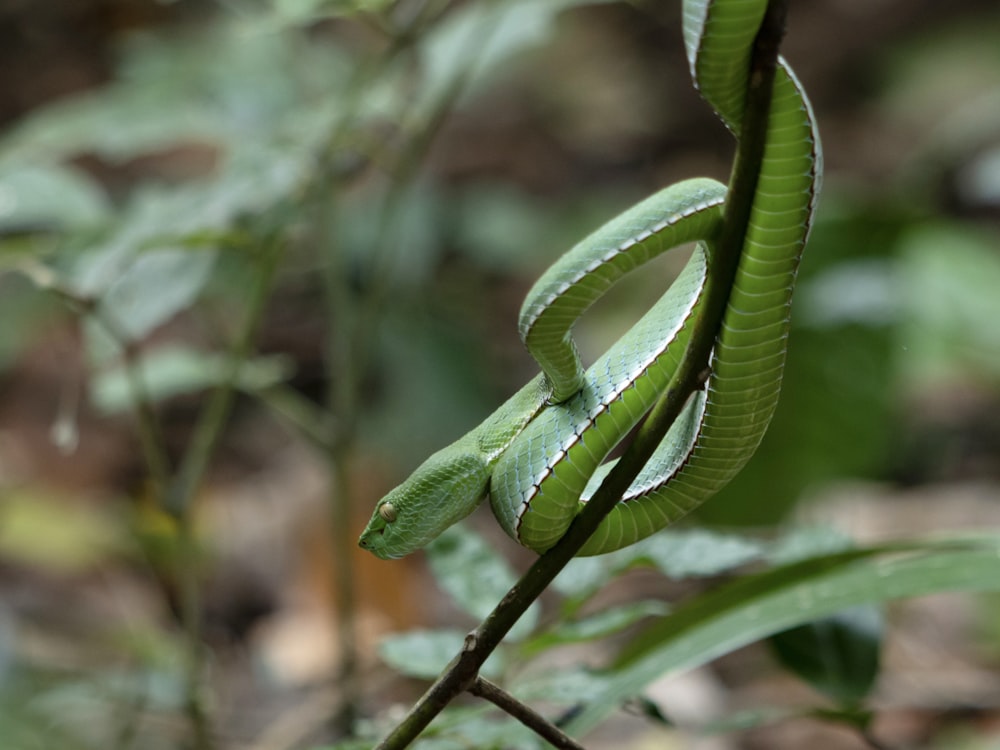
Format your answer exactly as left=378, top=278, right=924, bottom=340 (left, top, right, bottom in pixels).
left=358, top=443, right=490, bottom=559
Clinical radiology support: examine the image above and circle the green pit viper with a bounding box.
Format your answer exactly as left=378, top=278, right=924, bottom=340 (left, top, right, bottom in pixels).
left=359, top=0, right=821, bottom=559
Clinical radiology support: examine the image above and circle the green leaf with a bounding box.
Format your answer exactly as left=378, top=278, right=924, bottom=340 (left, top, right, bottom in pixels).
left=65, top=179, right=273, bottom=348
left=550, top=554, right=615, bottom=602
left=426, top=525, right=540, bottom=640
left=414, top=0, right=601, bottom=120
left=2, top=87, right=219, bottom=163
left=767, top=525, right=855, bottom=565
left=628, top=695, right=675, bottom=727
left=769, top=605, right=884, bottom=705
left=90, top=346, right=293, bottom=413
left=98, top=248, right=216, bottom=342
left=376, top=629, right=464, bottom=680
left=1, top=19, right=341, bottom=163
left=563, top=538, right=1000, bottom=735
left=523, top=600, right=669, bottom=654
left=67, top=183, right=227, bottom=298
left=66, top=141, right=319, bottom=347
left=512, top=666, right=610, bottom=706
left=0, top=163, right=109, bottom=231
left=639, top=530, right=765, bottom=578
left=377, top=629, right=502, bottom=680
left=553, top=529, right=766, bottom=603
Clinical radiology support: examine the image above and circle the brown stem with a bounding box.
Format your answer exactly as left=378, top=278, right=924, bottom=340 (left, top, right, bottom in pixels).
left=468, top=677, right=586, bottom=750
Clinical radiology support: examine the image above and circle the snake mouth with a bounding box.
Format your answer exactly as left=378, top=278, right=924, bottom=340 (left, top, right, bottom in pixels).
left=358, top=517, right=391, bottom=555
left=358, top=526, right=383, bottom=550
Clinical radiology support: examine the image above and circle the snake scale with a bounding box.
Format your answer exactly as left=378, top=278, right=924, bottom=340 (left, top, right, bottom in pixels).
left=360, top=0, right=821, bottom=559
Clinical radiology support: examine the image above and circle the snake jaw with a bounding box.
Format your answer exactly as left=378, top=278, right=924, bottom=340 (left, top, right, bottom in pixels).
left=358, top=513, right=390, bottom=557
left=359, top=445, right=493, bottom=559
left=358, top=502, right=400, bottom=559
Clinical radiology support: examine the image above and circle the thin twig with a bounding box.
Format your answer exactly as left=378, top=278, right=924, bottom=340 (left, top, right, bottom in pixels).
left=165, top=238, right=285, bottom=750
left=373, top=1, right=792, bottom=747
left=164, top=239, right=285, bottom=519
left=49, top=286, right=173, bottom=495
left=468, top=677, right=586, bottom=750
left=318, top=3, right=503, bottom=733
left=254, top=383, right=338, bottom=452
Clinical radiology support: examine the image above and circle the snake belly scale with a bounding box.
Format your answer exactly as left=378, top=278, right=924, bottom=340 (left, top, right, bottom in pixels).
left=359, top=0, right=821, bottom=560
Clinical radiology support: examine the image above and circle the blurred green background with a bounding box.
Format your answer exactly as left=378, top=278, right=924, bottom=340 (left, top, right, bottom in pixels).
left=0, top=0, right=998, bottom=748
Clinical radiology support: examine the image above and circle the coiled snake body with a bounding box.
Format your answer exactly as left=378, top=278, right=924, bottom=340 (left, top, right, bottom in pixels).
left=360, top=0, right=821, bottom=559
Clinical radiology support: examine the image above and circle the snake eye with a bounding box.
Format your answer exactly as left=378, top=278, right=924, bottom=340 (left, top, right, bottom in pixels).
left=378, top=503, right=397, bottom=523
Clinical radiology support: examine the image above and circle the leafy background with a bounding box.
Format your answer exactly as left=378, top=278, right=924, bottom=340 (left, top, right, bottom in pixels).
left=0, top=0, right=999, bottom=748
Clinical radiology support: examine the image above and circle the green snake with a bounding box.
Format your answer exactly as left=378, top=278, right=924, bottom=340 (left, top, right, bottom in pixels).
left=359, top=0, right=821, bottom=559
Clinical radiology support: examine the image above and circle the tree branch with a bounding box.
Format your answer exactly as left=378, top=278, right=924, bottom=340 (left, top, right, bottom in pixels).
left=374, top=1, right=792, bottom=747
left=467, top=677, right=586, bottom=750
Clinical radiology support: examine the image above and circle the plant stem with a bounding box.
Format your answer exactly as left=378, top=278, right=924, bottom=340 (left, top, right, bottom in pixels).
left=373, top=1, right=791, bottom=747
left=165, top=239, right=284, bottom=750
left=49, top=287, right=173, bottom=496
left=468, top=677, right=586, bottom=750
left=101, top=317, right=173, bottom=496
left=255, top=383, right=338, bottom=452
left=318, top=6, right=492, bottom=733
left=165, top=240, right=284, bottom=519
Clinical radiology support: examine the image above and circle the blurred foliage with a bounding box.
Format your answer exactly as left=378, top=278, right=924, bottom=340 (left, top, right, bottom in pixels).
left=768, top=605, right=884, bottom=706
left=0, top=0, right=998, bottom=748
left=344, top=529, right=1000, bottom=747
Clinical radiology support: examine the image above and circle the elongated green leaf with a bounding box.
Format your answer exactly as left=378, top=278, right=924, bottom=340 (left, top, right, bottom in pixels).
left=564, top=539, right=1000, bottom=735
left=552, top=529, right=768, bottom=603
left=522, top=600, right=669, bottom=654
